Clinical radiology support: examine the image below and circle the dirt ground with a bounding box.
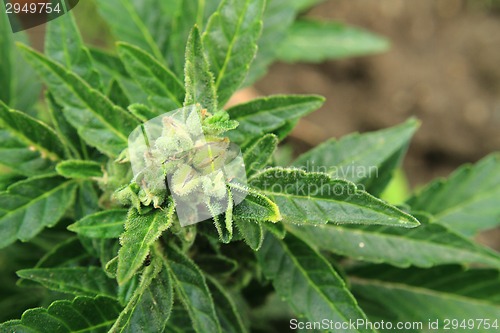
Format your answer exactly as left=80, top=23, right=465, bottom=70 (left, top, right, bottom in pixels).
left=256, top=0, right=500, bottom=187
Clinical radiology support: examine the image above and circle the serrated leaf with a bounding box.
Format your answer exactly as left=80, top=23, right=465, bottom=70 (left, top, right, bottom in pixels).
left=407, top=154, right=500, bottom=236
left=234, top=218, right=263, bottom=251
left=263, top=220, right=286, bottom=239
left=117, top=202, right=174, bottom=285
left=194, top=255, right=238, bottom=277
left=352, top=273, right=500, bottom=330
left=46, top=92, right=81, bottom=159
left=0, top=296, right=121, bottom=333
left=127, top=104, right=157, bottom=122
left=230, top=184, right=281, bottom=223
left=203, top=0, right=266, bottom=105
left=168, top=0, right=211, bottom=77
left=257, top=233, right=374, bottom=333
left=17, top=267, right=117, bottom=299
left=89, top=47, right=130, bottom=79
left=56, top=160, right=103, bottom=179
left=96, top=0, right=168, bottom=60
left=89, top=49, right=149, bottom=108
left=75, top=181, right=100, bottom=219
left=206, top=276, right=248, bottom=333
left=350, top=264, right=500, bottom=305
left=108, top=79, right=131, bottom=110
left=0, top=129, right=54, bottom=176
left=290, top=221, right=500, bottom=268
left=110, top=257, right=173, bottom=333
left=68, top=209, right=127, bottom=239
left=251, top=168, right=419, bottom=227
left=163, top=243, right=222, bottom=333
left=243, top=134, right=278, bottom=178
left=0, top=176, right=78, bottom=248
left=117, top=42, right=185, bottom=111
left=35, top=237, right=90, bottom=269
left=45, top=11, right=101, bottom=88
left=18, top=45, right=139, bottom=157
left=227, top=95, right=325, bottom=145
left=293, top=119, right=419, bottom=195
left=208, top=190, right=233, bottom=244
left=278, top=19, right=390, bottom=63
left=0, top=101, right=65, bottom=161
left=164, top=305, right=197, bottom=333
left=184, top=26, right=218, bottom=113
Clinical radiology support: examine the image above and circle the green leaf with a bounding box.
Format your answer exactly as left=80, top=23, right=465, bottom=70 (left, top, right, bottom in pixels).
left=243, top=134, right=278, bottom=178
left=90, top=50, right=149, bottom=108
left=0, top=176, right=78, bottom=248
left=110, top=257, right=173, bottom=333
left=0, top=174, right=22, bottom=191
left=227, top=95, right=325, bottom=145
left=56, top=160, right=103, bottom=179
left=89, top=47, right=130, bottom=79
left=96, top=0, right=168, bottom=60
left=184, top=26, right=218, bottom=113
left=257, top=233, right=374, bottom=333
left=293, top=119, right=419, bottom=195
left=163, top=243, right=222, bottom=333
left=277, top=19, right=390, bottom=63
left=45, top=11, right=101, bottom=88
left=35, top=237, right=89, bottom=269
left=350, top=264, right=500, bottom=305
left=0, top=296, right=121, bottom=333
left=230, top=184, right=281, bottom=223
left=263, top=220, right=286, bottom=239
left=251, top=168, right=419, bottom=227
left=17, top=267, right=117, bottom=298
left=164, top=305, right=197, bottom=333
left=108, top=79, right=131, bottom=110
left=203, top=0, right=266, bottom=105
left=194, top=255, right=238, bottom=277
left=407, top=154, right=500, bottom=236
left=127, top=103, right=158, bottom=122
left=46, top=92, right=81, bottom=159
left=290, top=221, right=500, bottom=268
left=117, top=42, right=185, bottom=110
left=0, top=101, right=65, bottom=161
left=0, top=8, right=13, bottom=105
left=206, top=276, right=248, bottom=333
left=352, top=273, right=500, bottom=329
left=75, top=181, right=100, bottom=219
left=18, top=45, right=139, bottom=157
left=0, top=9, right=42, bottom=111
left=234, top=218, right=264, bottom=251
left=117, top=202, right=174, bottom=285
left=168, top=0, right=208, bottom=77
left=208, top=191, right=234, bottom=244
left=0, top=129, right=54, bottom=176
left=68, top=209, right=127, bottom=239
left=244, top=0, right=295, bottom=86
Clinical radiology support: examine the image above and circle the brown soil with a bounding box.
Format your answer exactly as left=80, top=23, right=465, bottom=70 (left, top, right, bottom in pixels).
left=255, top=0, right=500, bottom=187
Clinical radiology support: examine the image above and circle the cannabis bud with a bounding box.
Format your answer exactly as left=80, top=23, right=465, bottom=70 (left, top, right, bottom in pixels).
left=120, top=104, right=247, bottom=226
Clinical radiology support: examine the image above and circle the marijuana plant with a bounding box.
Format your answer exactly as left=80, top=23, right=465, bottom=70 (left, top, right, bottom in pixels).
left=0, top=1, right=499, bottom=332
